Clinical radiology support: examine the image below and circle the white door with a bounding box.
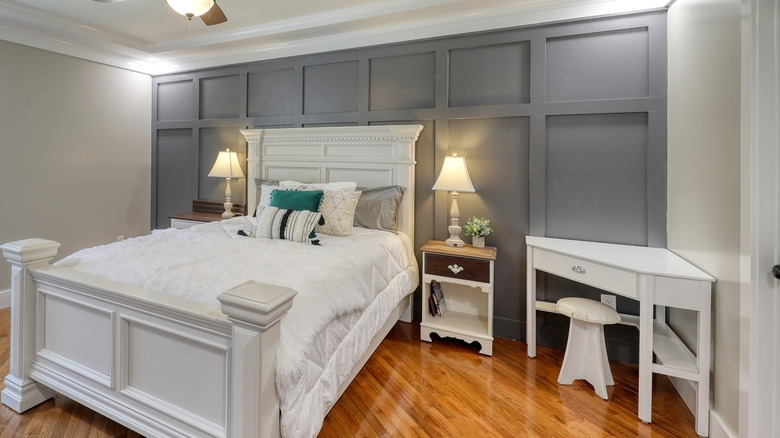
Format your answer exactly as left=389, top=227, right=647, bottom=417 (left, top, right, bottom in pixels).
left=744, top=0, right=780, bottom=436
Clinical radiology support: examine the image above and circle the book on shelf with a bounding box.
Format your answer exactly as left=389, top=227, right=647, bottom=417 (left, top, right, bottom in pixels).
left=428, top=292, right=438, bottom=317
left=430, top=280, right=447, bottom=316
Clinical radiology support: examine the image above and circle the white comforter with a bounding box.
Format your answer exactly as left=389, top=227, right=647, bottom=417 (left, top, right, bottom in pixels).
left=55, top=216, right=418, bottom=437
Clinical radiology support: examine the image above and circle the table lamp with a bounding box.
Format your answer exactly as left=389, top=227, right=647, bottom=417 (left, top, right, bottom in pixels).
left=432, top=153, right=475, bottom=247
left=208, top=148, right=245, bottom=218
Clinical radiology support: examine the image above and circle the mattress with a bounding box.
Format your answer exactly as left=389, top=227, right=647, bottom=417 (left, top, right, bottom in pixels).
left=55, top=216, right=419, bottom=437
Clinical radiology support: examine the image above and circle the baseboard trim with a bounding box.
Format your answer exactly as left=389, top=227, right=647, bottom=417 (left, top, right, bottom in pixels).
left=0, top=289, right=9, bottom=309
left=668, top=375, right=737, bottom=438
left=709, top=409, right=737, bottom=438
left=668, top=375, right=697, bottom=416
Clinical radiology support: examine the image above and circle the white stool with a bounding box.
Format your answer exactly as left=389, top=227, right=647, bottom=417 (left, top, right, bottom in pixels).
left=556, top=297, right=621, bottom=400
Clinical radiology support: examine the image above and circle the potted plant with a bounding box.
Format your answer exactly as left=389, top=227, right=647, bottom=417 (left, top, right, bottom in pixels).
left=464, top=216, right=493, bottom=248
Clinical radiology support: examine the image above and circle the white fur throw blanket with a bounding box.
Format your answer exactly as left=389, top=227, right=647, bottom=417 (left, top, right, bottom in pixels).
left=55, top=216, right=417, bottom=388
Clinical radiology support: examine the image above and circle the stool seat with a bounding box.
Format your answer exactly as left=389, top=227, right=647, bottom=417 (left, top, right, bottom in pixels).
left=556, top=297, right=621, bottom=400
left=556, top=297, right=620, bottom=324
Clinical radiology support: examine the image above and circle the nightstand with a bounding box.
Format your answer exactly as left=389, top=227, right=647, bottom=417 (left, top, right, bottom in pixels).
left=169, top=200, right=245, bottom=229
left=420, top=240, right=497, bottom=355
left=169, top=211, right=224, bottom=229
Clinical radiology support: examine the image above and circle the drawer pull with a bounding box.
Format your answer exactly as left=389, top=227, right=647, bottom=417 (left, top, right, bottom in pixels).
left=448, top=264, right=464, bottom=275
left=572, top=265, right=586, bottom=274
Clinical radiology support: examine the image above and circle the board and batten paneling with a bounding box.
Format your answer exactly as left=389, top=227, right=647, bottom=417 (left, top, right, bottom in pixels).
left=151, top=10, right=667, bottom=362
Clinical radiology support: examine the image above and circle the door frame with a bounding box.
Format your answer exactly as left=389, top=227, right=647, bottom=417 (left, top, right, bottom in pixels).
left=742, top=0, right=779, bottom=436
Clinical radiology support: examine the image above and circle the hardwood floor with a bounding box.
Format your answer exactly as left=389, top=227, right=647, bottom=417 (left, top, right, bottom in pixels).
left=0, top=307, right=698, bottom=437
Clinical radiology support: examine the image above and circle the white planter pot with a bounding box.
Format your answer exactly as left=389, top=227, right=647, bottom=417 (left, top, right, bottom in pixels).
left=472, top=236, right=485, bottom=248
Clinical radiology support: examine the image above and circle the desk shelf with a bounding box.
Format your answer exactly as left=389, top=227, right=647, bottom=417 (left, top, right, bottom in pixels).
left=653, top=320, right=699, bottom=379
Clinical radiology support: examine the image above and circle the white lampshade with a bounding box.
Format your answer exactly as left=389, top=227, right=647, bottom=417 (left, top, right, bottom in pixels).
left=432, top=154, right=475, bottom=192
left=166, top=0, right=215, bottom=18
left=208, top=149, right=245, bottom=179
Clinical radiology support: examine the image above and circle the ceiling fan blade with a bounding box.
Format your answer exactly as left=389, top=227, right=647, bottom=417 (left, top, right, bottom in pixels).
left=201, top=3, right=227, bottom=26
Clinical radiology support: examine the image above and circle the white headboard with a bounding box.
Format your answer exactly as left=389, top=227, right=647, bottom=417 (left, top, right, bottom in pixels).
left=239, top=125, right=423, bottom=241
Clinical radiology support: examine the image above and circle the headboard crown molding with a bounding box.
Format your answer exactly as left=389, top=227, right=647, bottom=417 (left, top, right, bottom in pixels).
left=240, top=125, right=423, bottom=143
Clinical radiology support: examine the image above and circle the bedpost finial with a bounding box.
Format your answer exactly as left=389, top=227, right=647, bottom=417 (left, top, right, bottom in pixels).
left=1, top=239, right=60, bottom=265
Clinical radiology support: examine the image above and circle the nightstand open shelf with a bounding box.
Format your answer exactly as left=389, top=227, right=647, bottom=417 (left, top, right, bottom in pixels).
left=424, top=311, right=489, bottom=337
left=420, top=240, right=497, bottom=356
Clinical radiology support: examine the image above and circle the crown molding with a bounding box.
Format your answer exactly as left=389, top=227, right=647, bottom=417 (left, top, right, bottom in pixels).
left=0, top=0, right=669, bottom=75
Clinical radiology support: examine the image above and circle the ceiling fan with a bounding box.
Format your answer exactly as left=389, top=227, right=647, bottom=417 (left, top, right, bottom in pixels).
left=94, top=0, right=227, bottom=26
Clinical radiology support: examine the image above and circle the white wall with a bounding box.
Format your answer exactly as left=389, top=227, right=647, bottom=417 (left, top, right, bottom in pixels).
left=0, top=40, right=151, bottom=294
left=667, top=0, right=742, bottom=435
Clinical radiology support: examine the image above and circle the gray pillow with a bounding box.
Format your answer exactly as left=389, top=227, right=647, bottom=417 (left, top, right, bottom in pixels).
left=353, top=186, right=406, bottom=233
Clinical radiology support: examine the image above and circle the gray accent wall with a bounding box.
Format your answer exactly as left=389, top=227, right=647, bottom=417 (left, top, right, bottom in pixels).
left=151, top=10, right=667, bottom=362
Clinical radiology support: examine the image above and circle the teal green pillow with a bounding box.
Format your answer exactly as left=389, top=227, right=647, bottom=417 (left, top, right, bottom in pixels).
left=270, top=189, right=324, bottom=212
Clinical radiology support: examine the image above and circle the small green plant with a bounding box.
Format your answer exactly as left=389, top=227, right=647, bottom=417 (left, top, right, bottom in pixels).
left=464, top=216, right=493, bottom=238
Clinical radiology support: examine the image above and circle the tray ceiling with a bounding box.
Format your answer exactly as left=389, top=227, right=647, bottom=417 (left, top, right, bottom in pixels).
left=0, top=0, right=670, bottom=74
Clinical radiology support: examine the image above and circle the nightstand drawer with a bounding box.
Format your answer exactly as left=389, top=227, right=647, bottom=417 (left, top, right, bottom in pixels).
left=425, top=253, right=490, bottom=283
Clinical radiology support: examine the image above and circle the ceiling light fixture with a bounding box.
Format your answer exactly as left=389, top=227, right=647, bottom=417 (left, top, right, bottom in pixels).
left=165, top=0, right=215, bottom=20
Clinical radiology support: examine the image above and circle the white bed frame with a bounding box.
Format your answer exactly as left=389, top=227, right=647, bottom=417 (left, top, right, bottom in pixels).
left=1, top=124, right=423, bottom=438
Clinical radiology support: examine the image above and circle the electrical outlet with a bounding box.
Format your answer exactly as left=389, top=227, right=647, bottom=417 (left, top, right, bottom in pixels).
left=116, top=235, right=124, bottom=242
left=601, top=294, right=616, bottom=310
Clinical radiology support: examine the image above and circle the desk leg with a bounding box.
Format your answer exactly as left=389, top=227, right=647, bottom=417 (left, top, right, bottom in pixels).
left=696, top=282, right=712, bottom=437
left=527, top=247, right=536, bottom=357
left=638, top=276, right=654, bottom=423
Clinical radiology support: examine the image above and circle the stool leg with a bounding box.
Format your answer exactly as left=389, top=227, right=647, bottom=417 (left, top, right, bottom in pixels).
left=558, top=319, right=586, bottom=385
left=599, top=325, right=614, bottom=387
left=585, top=322, right=609, bottom=400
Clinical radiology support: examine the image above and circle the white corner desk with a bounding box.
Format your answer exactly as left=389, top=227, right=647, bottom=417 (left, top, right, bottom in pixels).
left=526, top=236, right=715, bottom=437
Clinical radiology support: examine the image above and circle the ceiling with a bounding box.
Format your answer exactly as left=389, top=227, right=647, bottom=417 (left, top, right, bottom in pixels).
left=0, top=0, right=670, bottom=75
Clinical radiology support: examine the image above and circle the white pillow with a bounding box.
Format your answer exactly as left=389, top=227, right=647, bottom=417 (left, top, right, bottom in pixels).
left=317, top=190, right=362, bottom=236
left=279, top=180, right=357, bottom=192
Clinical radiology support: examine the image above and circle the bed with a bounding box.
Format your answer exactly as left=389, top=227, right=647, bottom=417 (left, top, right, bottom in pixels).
left=0, top=124, right=423, bottom=438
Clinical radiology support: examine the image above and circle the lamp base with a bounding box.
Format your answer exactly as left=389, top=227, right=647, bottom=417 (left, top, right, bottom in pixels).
left=222, top=201, right=235, bottom=219
left=445, top=224, right=465, bottom=247
left=445, top=237, right=466, bottom=247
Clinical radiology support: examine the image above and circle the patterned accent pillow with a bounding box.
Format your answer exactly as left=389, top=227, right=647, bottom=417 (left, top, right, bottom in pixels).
left=254, top=179, right=279, bottom=209
left=255, top=206, right=322, bottom=245
left=317, top=190, right=362, bottom=236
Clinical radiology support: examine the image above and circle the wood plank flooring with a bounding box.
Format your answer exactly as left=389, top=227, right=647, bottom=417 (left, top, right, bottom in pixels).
left=0, top=307, right=698, bottom=437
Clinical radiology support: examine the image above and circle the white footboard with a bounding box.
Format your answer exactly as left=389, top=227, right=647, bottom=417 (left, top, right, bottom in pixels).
left=1, top=239, right=296, bottom=438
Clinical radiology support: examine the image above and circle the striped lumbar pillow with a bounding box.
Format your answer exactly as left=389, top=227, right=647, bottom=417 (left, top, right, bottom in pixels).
left=255, top=206, right=322, bottom=245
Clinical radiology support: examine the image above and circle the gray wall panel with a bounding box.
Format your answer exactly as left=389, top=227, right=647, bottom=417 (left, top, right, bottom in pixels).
left=303, top=61, right=359, bottom=114
left=449, top=42, right=531, bottom=107
left=545, top=113, right=649, bottom=245
left=151, top=10, right=668, bottom=362
left=546, top=28, right=650, bottom=102
left=200, top=74, right=240, bottom=119
left=157, top=80, right=194, bottom=121
left=156, top=129, right=194, bottom=226
left=369, top=52, right=436, bottom=111
left=247, top=68, right=295, bottom=117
